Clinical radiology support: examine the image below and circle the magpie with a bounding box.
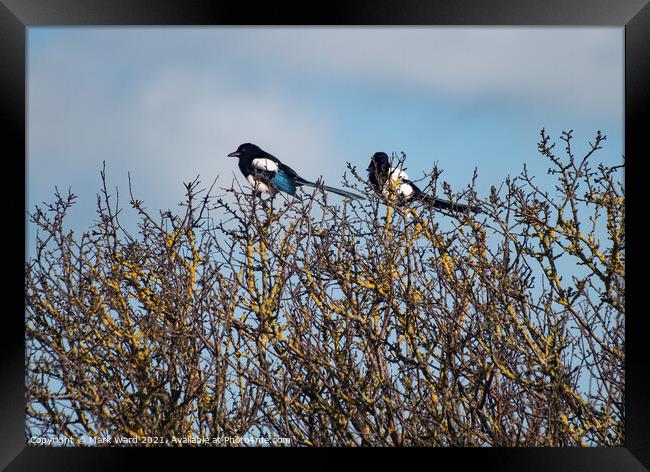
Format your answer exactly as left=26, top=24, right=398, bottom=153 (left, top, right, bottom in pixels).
left=367, top=152, right=480, bottom=213
left=228, top=143, right=364, bottom=200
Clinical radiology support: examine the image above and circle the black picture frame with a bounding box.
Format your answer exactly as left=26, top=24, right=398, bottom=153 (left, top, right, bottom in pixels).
left=3, top=0, right=648, bottom=469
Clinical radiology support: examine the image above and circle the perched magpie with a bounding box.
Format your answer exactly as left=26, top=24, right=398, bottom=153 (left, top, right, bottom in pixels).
left=228, top=143, right=363, bottom=200
left=367, top=152, right=480, bottom=213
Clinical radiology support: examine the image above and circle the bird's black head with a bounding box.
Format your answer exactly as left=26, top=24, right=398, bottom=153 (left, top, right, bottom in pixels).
left=227, top=143, right=263, bottom=159
left=367, top=152, right=390, bottom=172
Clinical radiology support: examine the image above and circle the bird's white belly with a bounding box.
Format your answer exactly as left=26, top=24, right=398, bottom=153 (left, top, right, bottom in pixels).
left=247, top=174, right=272, bottom=194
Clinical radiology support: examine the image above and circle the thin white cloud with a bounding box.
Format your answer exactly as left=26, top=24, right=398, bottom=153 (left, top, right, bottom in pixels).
left=30, top=27, right=623, bottom=114
left=225, top=27, right=622, bottom=115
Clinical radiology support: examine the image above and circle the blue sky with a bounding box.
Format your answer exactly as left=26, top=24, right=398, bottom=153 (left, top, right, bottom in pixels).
left=27, top=27, right=623, bottom=244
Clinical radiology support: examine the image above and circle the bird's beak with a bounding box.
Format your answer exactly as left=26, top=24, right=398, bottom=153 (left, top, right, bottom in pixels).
left=227, top=151, right=240, bottom=158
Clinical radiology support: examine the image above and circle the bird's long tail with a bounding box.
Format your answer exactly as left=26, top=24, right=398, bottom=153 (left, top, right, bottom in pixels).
left=418, top=193, right=481, bottom=213
left=300, top=180, right=365, bottom=200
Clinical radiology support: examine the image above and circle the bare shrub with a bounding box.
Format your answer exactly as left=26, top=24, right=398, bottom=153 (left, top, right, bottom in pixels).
left=26, top=130, right=624, bottom=446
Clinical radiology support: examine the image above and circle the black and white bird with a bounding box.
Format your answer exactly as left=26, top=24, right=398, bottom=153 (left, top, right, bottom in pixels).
left=367, top=152, right=480, bottom=213
left=228, top=143, right=364, bottom=200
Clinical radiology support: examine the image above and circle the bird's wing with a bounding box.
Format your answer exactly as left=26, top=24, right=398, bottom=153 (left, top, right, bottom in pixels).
left=251, top=155, right=303, bottom=180
left=271, top=171, right=297, bottom=195
left=251, top=157, right=280, bottom=172
left=250, top=155, right=301, bottom=195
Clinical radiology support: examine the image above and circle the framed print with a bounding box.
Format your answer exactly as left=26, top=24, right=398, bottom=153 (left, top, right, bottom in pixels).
left=4, top=0, right=648, bottom=469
